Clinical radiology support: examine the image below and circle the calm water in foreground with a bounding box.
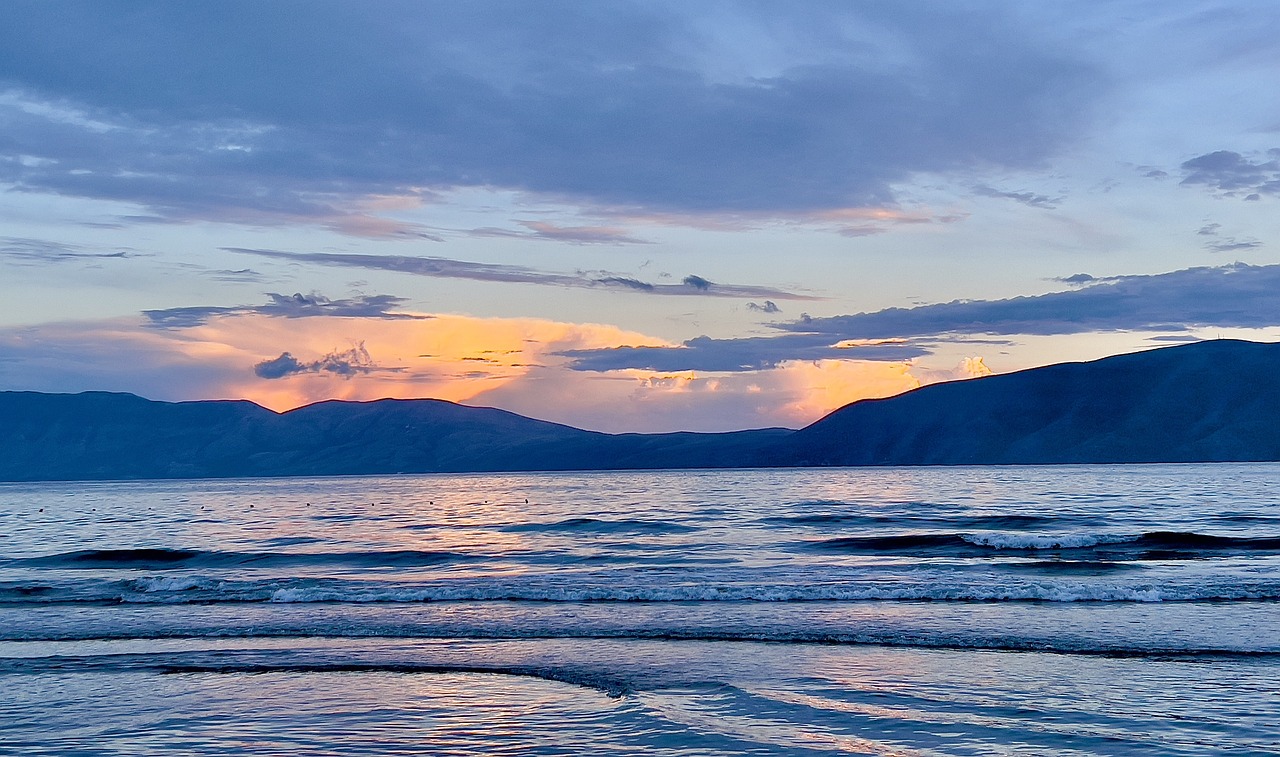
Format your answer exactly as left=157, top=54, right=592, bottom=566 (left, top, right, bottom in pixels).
left=1, top=464, right=1278, bottom=755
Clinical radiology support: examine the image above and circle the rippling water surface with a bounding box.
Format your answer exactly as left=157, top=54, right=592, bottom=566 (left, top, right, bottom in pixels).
left=2, top=465, right=1278, bottom=755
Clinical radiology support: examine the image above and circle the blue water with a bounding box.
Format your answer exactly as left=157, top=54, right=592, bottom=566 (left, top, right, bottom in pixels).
left=1, top=465, right=1278, bottom=755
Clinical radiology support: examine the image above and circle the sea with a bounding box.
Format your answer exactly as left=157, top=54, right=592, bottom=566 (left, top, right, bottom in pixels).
left=1, top=464, right=1277, bottom=756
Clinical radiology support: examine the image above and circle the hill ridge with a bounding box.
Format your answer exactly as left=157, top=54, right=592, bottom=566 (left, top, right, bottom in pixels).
left=3, top=339, right=1278, bottom=480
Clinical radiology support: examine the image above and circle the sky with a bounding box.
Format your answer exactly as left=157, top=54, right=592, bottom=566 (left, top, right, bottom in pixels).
left=2, top=1, right=1280, bottom=432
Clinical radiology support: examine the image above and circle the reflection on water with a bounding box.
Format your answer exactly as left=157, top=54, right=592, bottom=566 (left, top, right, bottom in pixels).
left=4, top=637, right=1277, bottom=756
left=1, top=465, right=1279, bottom=755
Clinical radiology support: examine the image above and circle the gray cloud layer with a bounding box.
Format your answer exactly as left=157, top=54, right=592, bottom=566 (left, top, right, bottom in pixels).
left=1, top=237, right=133, bottom=264
left=568, top=263, right=1280, bottom=372
left=0, top=2, right=1099, bottom=226
left=566, top=335, right=927, bottom=372
left=972, top=185, right=1062, bottom=209
left=467, top=222, right=650, bottom=245
left=779, top=263, right=1280, bottom=339
left=228, top=247, right=816, bottom=300
left=145, top=292, right=424, bottom=328
left=1180, top=149, right=1280, bottom=200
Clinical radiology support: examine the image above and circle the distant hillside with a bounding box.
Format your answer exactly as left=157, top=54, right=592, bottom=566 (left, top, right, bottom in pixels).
left=0, top=391, right=789, bottom=481
left=3, top=339, right=1280, bottom=481
left=776, top=339, right=1280, bottom=466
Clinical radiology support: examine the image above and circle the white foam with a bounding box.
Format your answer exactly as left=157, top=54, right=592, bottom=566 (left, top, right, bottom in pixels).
left=960, top=532, right=1139, bottom=550
left=130, top=576, right=217, bottom=593
left=261, top=581, right=1273, bottom=604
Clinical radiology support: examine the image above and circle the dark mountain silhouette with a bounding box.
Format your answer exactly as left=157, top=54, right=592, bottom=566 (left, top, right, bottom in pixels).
left=777, top=338, right=1280, bottom=466
left=2, top=339, right=1279, bottom=481
left=0, top=390, right=789, bottom=481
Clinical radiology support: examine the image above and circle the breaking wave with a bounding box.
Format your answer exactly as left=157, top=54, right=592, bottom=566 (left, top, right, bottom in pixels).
left=812, top=531, right=1280, bottom=558
left=17, top=548, right=474, bottom=570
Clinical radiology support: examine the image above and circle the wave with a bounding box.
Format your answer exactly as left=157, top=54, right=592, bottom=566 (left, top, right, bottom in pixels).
left=767, top=514, right=1062, bottom=529
left=811, top=530, right=1280, bottom=558
left=0, top=652, right=632, bottom=695
left=260, top=582, right=1280, bottom=604
left=18, top=548, right=474, bottom=570
left=999, top=560, right=1143, bottom=573
left=500, top=517, right=698, bottom=535
left=1, top=633, right=1274, bottom=663
left=3, top=577, right=1277, bottom=605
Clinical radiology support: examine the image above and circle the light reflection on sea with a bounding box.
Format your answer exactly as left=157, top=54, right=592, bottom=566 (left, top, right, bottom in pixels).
left=0, top=465, right=1278, bottom=755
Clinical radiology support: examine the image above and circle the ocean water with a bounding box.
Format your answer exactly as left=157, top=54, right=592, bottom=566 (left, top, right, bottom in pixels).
left=1, top=464, right=1277, bottom=755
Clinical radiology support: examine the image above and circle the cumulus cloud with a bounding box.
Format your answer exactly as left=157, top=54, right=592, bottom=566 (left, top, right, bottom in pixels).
left=0, top=302, right=984, bottom=431
left=912, top=356, right=994, bottom=384
left=471, top=359, right=928, bottom=432
left=748, top=300, right=781, bottom=314
left=0, top=308, right=673, bottom=411
left=0, top=2, right=1100, bottom=229
left=1179, top=149, right=1280, bottom=198
left=254, top=342, right=395, bottom=379
left=227, top=247, right=818, bottom=300
left=144, top=292, right=425, bottom=328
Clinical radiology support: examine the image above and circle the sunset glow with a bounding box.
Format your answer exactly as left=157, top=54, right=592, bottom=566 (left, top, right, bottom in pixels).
left=2, top=2, right=1279, bottom=431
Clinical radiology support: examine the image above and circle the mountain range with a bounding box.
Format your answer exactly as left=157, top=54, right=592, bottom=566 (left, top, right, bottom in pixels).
left=3, top=339, right=1279, bottom=481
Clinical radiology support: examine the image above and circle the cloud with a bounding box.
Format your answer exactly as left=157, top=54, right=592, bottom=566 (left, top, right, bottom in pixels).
left=470, top=359, right=929, bottom=432
left=0, top=307, right=673, bottom=409
left=144, top=292, right=425, bottom=329
left=468, top=221, right=649, bottom=245
left=254, top=342, right=396, bottom=379
left=565, top=334, right=927, bottom=372
left=0, top=3, right=1100, bottom=228
left=748, top=300, right=781, bottom=314
left=0, top=302, right=990, bottom=431
left=0, top=236, right=133, bottom=265
left=1192, top=221, right=1262, bottom=253
left=203, top=268, right=264, bottom=283
left=911, top=356, right=993, bottom=384
left=1179, top=149, right=1280, bottom=198
left=1205, top=238, right=1262, bottom=253
left=774, top=263, right=1280, bottom=339
left=973, top=185, right=1062, bottom=209
left=562, top=263, right=1280, bottom=373
left=813, top=207, right=964, bottom=238
left=476, top=353, right=1003, bottom=432
left=594, top=276, right=654, bottom=292
left=837, top=226, right=889, bottom=238
left=226, top=247, right=818, bottom=300
left=1146, top=335, right=1202, bottom=343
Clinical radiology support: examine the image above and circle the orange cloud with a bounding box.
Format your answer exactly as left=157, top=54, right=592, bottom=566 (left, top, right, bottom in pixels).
left=472, top=359, right=927, bottom=432
left=0, top=307, right=993, bottom=432
left=175, top=312, right=671, bottom=412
